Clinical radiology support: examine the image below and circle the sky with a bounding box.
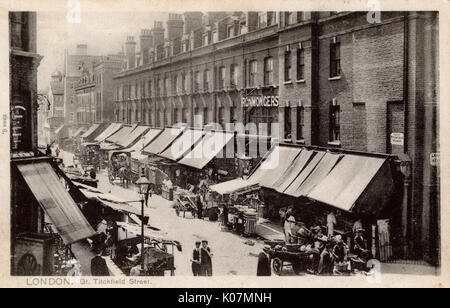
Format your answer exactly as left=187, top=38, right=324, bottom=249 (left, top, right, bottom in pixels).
left=36, top=11, right=169, bottom=91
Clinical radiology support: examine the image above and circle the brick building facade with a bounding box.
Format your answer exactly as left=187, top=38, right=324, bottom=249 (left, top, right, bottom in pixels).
left=112, top=11, right=439, bottom=264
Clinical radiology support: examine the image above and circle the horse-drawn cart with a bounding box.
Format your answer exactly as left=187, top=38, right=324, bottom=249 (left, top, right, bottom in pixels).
left=263, top=241, right=313, bottom=275
left=108, top=151, right=131, bottom=188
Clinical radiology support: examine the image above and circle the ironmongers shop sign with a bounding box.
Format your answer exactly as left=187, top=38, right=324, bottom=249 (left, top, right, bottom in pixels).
left=241, top=95, right=279, bottom=108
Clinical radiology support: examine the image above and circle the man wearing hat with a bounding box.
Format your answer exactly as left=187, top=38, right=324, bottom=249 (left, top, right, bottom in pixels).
left=354, top=228, right=371, bottom=261
left=191, top=241, right=202, bottom=276
left=200, top=240, right=213, bottom=276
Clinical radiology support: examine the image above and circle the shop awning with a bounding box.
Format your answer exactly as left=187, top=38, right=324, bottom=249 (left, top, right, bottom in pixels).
left=284, top=152, right=342, bottom=197
left=72, top=127, right=86, bottom=138
left=74, top=182, right=146, bottom=217
left=272, top=149, right=316, bottom=193
left=116, top=222, right=172, bottom=242
left=307, top=155, right=394, bottom=214
left=252, top=146, right=302, bottom=189
left=143, top=127, right=184, bottom=155
left=95, top=123, right=123, bottom=142
left=209, top=178, right=260, bottom=195
left=81, top=124, right=101, bottom=139
left=100, top=142, right=121, bottom=151
left=124, top=128, right=163, bottom=153
left=160, top=128, right=205, bottom=162
left=16, top=162, right=95, bottom=245
left=119, top=125, right=150, bottom=148
left=179, top=131, right=235, bottom=169
left=106, top=126, right=134, bottom=145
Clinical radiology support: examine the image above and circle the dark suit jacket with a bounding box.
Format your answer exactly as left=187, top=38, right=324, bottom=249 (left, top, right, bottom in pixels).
left=91, top=256, right=110, bottom=276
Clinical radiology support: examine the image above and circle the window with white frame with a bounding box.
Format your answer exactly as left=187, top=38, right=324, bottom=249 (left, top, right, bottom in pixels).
left=249, top=60, right=258, bottom=87
left=264, top=57, right=274, bottom=86
left=218, top=66, right=226, bottom=89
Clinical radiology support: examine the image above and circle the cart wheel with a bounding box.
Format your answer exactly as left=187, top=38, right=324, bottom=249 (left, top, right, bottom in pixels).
left=272, top=258, right=283, bottom=276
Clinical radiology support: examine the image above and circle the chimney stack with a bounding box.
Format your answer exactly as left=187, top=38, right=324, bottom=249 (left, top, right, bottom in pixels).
left=167, top=13, right=184, bottom=40
left=183, top=12, right=203, bottom=34
left=125, top=36, right=136, bottom=70
left=140, top=29, right=153, bottom=65
left=76, top=44, right=88, bottom=55
left=151, top=21, right=165, bottom=47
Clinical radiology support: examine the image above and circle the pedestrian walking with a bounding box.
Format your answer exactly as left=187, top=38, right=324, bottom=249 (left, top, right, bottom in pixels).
left=191, top=241, right=202, bottom=276
left=200, top=240, right=213, bottom=276
left=55, top=147, right=60, bottom=158
left=90, top=248, right=109, bottom=276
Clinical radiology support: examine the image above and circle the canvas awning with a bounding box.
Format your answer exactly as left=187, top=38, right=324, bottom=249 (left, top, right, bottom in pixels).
left=16, top=161, right=95, bottom=245
left=123, top=128, right=163, bottom=153
left=81, top=124, right=101, bottom=139
left=160, top=129, right=205, bottom=162
left=116, top=222, right=172, bottom=242
left=209, top=178, right=260, bottom=195
left=72, top=127, right=86, bottom=138
left=252, top=146, right=302, bottom=189
left=143, top=127, right=184, bottom=155
left=74, top=182, right=147, bottom=217
left=272, top=149, right=317, bottom=193
left=307, top=155, right=394, bottom=215
left=95, top=123, right=123, bottom=142
left=179, top=131, right=234, bottom=169
left=100, top=142, right=121, bottom=151
left=284, top=152, right=342, bottom=197
left=106, top=126, right=134, bottom=145
left=119, top=125, right=150, bottom=148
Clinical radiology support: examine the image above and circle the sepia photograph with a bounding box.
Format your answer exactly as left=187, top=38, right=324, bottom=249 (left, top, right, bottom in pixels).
left=3, top=0, right=447, bottom=290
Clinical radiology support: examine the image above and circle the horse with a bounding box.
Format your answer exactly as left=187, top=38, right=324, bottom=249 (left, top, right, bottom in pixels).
left=118, top=166, right=129, bottom=188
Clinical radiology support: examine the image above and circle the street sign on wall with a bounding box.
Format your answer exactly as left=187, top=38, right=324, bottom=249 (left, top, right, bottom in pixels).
left=390, top=133, right=404, bottom=146
left=430, top=153, right=440, bottom=166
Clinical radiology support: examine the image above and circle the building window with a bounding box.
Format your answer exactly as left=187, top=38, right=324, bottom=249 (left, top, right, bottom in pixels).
left=194, top=71, right=200, bottom=92
left=203, top=33, right=209, bottom=46
left=164, top=77, right=169, bottom=96
left=148, top=80, right=152, bottom=97
left=285, top=12, right=296, bottom=26
left=249, top=60, right=257, bottom=87
left=330, top=42, right=341, bottom=78
left=297, top=48, right=305, bottom=81
left=157, top=78, right=162, bottom=96
left=230, top=106, right=236, bottom=124
left=297, top=12, right=305, bottom=22
left=248, top=107, right=278, bottom=136
left=218, top=66, right=226, bottom=90
left=218, top=107, right=225, bottom=129
left=329, top=104, right=340, bottom=142
left=203, top=69, right=210, bottom=91
left=264, top=57, right=274, bottom=86
left=284, top=107, right=292, bottom=139
left=181, top=73, right=186, bottom=92
left=284, top=51, right=292, bottom=82
left=230, top=64, right=238, bottom=87
left=258, top=12, right=268, bottom=28
left=297, top=107, right=304, bottom=140
left=172, top=75, right=178, bottom=94
left=203, top=107, right=208, bottom=124
left=227, top=24, right=234, bottom=38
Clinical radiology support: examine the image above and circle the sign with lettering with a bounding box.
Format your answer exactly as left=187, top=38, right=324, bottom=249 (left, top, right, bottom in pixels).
left=241, top=95, right=279, bottom=108
left=11, top=105, right=27, bottom=151
left=390, top=133, right=404, bottom=146
left=430, top=153, right=440, bottom=166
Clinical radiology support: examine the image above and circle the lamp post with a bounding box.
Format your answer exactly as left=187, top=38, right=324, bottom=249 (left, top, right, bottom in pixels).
left=135, top=174, right=150, bottom=273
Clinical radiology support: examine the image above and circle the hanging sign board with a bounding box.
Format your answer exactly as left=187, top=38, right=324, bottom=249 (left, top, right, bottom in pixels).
left=430, top=153, right=440, bottom=167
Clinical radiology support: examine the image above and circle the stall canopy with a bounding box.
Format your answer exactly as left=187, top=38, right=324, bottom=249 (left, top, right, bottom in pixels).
left=72, top=127, right=86, bottom=138
left=95, top=123, right=123, bottom=142
left=160, top=128, right=206, bottom=162
left=143, top=127, right=184, bottom=155
left=179, top=131, right=235, bottom=169
left=106, top=125, right=134, bottom=145
left=119, top=125, right=150, bottom=148
left=272, top=149, right=317, bottom=193
left=100, top=142, right=121, bottom=151
left=284, top=152, right=342, bottom=197
left=74, top=182, right=147, bottom=217
left=81, top=124, right=101, bottom=139
left=16, top=161, right=96, bottom=245
left=209, top=177, right=260, bottom=195
left=307, top=155, right=394, bottom=215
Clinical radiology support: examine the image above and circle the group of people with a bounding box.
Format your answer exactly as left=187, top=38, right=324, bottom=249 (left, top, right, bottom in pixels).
left=281, top=207, right=372, bottom=275
left=191, top=240, right=214, bottom=276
